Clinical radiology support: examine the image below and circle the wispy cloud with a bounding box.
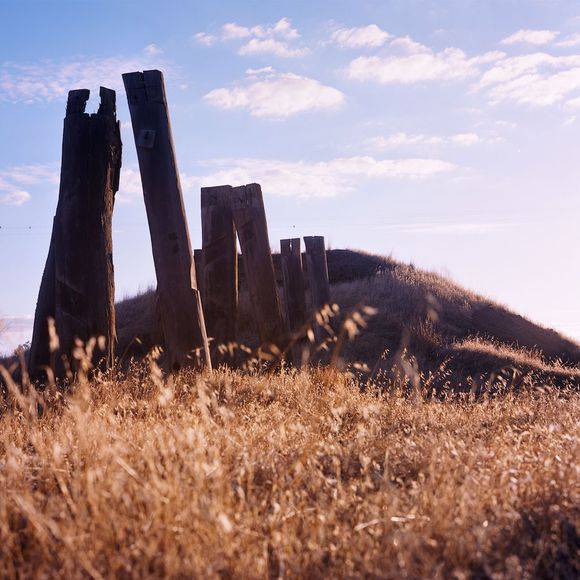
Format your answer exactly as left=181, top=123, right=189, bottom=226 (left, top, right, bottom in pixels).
left=0, top=163, right=58, bottom=206
left=143, top=43, right=163, bottom=55
left=0, top=49, right=171, bottom=104
left=500, top=29, right=559, bottom=46
left=346, top=36, right=505, bottom=84
left=330, top=24, right=390, bottom=49
left=187, top=155, right=457, bottom=198
left=194, top=32, right=217, bottom=46
left=238, top=38, right=308, bottom=58
left=195, top=17, right=308, bottom=58
left=556, top=33, right=580, bottom=48
left=204, top=68, right=344, bottom=118
left=367, top=131, right=497, bottom=149
left=475, top=53, right=580, bottom=107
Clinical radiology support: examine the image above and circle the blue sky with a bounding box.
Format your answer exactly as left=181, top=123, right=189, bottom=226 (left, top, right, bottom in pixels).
left=1, top=0, right=580, bottom=353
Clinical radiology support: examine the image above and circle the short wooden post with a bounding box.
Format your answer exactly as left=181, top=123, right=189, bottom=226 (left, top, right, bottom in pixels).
left=123, top=70, right=210, bottom=370
left=304, top=236, right=330, bottom=309
left=29, top=87, right=121, bottom=377
left=280, top=238, right=307, bottom=334
left=231, top=183, right=286, bottom=347
left=201, top=186, right=238, bottom=345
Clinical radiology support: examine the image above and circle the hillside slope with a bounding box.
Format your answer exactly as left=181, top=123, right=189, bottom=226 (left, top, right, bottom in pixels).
left=116, top=249, right=580, bottom=389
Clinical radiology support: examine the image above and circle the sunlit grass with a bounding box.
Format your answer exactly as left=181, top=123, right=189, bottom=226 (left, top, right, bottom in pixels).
left=0, top=358, right=577, bottom=577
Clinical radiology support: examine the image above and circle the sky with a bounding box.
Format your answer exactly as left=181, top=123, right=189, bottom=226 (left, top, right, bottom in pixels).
left=1, top=0, right=580, bottom=354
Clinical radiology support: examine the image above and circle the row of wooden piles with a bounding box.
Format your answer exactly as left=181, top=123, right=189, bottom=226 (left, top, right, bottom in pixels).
left=27, top=70, right=330, bottom=378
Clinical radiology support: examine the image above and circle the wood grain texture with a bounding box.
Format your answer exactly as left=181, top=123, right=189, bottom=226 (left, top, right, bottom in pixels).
left=29, top=87, right=121, bottom=377
left=201, top=185, right=238, bottom=346
left=231, top=184, right=286, bottom=347
left=123, top=70, right=210, bottom=370
left=280, top=238, right=307, bottom=334
left=304, top=236, right=330, bottom=309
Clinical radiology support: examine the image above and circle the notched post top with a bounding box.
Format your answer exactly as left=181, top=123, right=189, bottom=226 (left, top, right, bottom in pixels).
left=66, top=89, right=90, bottom=116
left=97, top=86, right=116, bottom=117
left=122, top=69, right=166, bottom=105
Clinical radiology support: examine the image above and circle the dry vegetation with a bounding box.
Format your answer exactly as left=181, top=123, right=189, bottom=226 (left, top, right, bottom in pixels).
left=1, top=249, right=578, bottom=577
left=0, top=361, right=578, bottom=578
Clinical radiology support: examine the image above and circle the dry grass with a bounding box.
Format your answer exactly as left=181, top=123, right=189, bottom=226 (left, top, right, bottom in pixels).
left=112, top=250, right=580, bottom=390
left=0, top=361, right=578, bottom=578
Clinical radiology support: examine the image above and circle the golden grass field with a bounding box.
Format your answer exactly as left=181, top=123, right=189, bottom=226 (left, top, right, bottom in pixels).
left=1, top=252, right=578, bottom=577
left=0, top=358, right=578, bottom=578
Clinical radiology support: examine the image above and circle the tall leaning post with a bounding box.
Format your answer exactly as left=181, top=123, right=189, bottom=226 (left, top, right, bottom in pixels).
left=29, top=88, right=121, bottom=377
left=123, top=70, right=211, bottom=370
left=304, top=236, right=331, bottom=310
left=231, top=184, right=286, bottom=348
left=201, top=186, right=238, bottom=346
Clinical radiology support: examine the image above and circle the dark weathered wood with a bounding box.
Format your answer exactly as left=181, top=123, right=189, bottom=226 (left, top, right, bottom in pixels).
left=201, top=186, right=238, bottom=346
left=304, top=236, right=330, bottom=309
left=280, top=238, right=307, bottom=334
left=231, top=183, right=286, bottom=347
left=193, top=249, right=205, bottom=303
left=29, top=87, right=121, bottom=377
left=123, top=70, right=210, bottom=370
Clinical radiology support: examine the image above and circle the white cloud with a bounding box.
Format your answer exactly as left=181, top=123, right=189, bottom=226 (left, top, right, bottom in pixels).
left=389, top=35, right=429, bottom=54
left=450, top=132, right=481, bottom=146
left=331, top=24, right=390, bottom=48
left=0, top=190, right=31, bottom=206
left=190, top=156, right=456, bottom=198
left=117, top=167, right=143, bottom=203
left=500, top=29, right=559, bottom=46
left=0, top=163, right=59, bottom=206
left=557, top=33, right=580, bottom=48
left=368, top=133, right=444, bottom=148
left=143, top=43, right=163, bottom=55
left=204, top=68, right=344, bottom=118
left=566, top=95, right=580, bottom=108
left=194, top=32, right=217, bottom=46
left=476, top=53, right=580, bottom=106
left=196, top=17, right=307, bottom=58
left=238, top=38, right=309, bottom=58
left=347, top=44, right=505, bottom=84
left=368, top=131, right=493, bottom=149
left=221, top=22, right=253, bottom=40
left=0, top=54, right=173, bottom=104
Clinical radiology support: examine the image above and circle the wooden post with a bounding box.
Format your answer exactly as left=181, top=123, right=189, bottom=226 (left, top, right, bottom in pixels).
left=231, top=184, right=286, bottom=347
left=123, top=69, right=210, bottom=370
left=280, top=238, right=307, bottom=334
left=29, top=87, right=121, bottom=377
left=304, top=236, right=330, bottom=309
left=193, top=249, right=205, bottom=303
left=201, top=185, right=238, bottom=345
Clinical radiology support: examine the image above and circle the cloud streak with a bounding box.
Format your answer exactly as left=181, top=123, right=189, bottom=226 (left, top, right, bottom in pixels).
left=500, top=29, right=559, bottom=46
left=0, top=163, right=59, bottom=206
left=188, top=155, right=457, bottom=198
left=0, top=49, right=171, bottom=104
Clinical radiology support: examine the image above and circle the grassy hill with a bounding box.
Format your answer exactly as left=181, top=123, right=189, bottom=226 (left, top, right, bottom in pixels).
left=116, top=249, right=580, bottom=390
left=1, top=250, right=578, bottom=577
